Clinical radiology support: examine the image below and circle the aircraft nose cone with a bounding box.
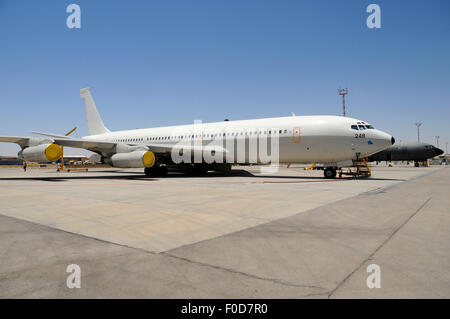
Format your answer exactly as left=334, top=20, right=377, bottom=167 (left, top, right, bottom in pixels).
left=437, top=148, right=444, bottom=156
left=391, top=136, right=395, bottom=145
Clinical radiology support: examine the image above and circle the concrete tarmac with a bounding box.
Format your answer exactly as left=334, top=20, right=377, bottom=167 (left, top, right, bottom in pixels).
left=0, top=165, right=448, bottom=298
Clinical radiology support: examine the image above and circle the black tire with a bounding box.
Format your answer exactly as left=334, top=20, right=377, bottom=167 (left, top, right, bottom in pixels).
left=324, top=168, right=336, bottom=179
left=192, top=165, right=208, bottom=176
left=158, top=166, right=168, bottom=176
left=144, top=166, right=168, bottom=177
left=414, top=162, right=420, bottom=167
left=144, top=167, right=154, bottom=177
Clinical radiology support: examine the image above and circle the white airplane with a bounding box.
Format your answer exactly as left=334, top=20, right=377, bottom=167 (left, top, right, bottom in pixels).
left=0, top=88, right=394, bottom=178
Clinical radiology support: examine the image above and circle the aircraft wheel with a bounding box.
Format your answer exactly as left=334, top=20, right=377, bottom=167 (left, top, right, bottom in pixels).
left=158, top=166, right=168, bottom=176
left=192, top=165, right=208, bottom=175
left=414, top=162, right=420, bottom=167
left=145, top=166, right=168, bottom=177
left=144, top=167, right=154, bottom=177
left=324, top=167, right=336, bottom=179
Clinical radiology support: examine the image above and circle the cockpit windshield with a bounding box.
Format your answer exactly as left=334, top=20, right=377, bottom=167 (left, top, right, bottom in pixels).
left=351, top=123, right=374, bottom=130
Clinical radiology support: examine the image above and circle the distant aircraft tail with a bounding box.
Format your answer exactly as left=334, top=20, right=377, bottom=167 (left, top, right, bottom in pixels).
left=80, top=87, right=111, bottom=136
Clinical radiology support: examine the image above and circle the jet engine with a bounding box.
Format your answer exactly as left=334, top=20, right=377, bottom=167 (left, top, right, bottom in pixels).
left=106, top=150, right=156, bottom=168
left=20, top=143, right=62, bottom=162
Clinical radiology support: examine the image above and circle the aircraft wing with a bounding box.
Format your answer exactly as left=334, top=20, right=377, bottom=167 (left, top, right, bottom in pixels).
left=53, top=138, right=116, bottom=153
left=0, top=136, right=34, bottom=148
left=32, top=131, right=73, bottom=139
left=143, top=142, right=228, bottom=155
left=0, top=135, right=116, bottom=154
left=54, top=139, right=227, bottom=156
left=1, top=135, right=227, bottom=157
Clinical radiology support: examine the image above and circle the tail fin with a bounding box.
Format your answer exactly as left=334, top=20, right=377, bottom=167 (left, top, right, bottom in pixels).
left=80, top=87, right=110, bottom=135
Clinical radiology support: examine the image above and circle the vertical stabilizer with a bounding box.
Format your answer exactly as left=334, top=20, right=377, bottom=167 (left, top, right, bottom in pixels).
left=80, top=87, right=110, bottom=135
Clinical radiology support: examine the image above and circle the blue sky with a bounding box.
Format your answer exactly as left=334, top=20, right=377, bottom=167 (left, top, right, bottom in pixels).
left=1, top=0, right=449, bottom=155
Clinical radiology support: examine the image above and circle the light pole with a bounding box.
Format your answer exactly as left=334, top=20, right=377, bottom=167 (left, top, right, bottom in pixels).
left=415, top=122, right=422, bottom=142
left=436, top=136, right=440, bottom=148
left=445, top=142, right=448, bottom=155
left=338, top=88, right=348, bottom=117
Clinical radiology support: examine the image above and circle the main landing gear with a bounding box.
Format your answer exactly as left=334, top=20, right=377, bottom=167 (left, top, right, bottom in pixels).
left=323, top=167, right=337, bottom=179
left=144, top=165, right=168, bottom=177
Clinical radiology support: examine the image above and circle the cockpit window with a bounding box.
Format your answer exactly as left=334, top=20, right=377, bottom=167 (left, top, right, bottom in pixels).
left=352, top=124, right=374, bottom=130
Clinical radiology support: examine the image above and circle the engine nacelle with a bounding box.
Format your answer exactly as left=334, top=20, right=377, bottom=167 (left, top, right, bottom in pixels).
left=20, top=144, right=62, bottom=163
left=106, top=150, right=155, bottom=168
